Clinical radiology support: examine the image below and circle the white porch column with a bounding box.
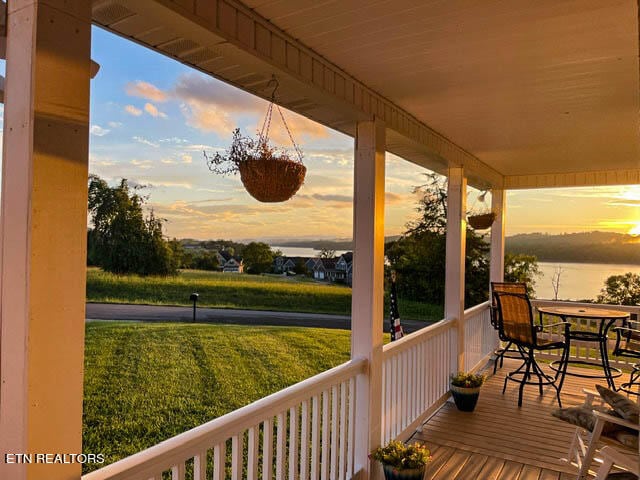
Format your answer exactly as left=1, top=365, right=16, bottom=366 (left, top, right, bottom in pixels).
left=490, top=189, right=506, bottom=283
left=0, top=2, right=91, bottom=480
left=445, top=167, right=467, bottom=372
left=351, top=118, right=385, bottom=479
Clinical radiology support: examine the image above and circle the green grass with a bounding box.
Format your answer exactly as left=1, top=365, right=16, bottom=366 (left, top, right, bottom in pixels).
left=83, top=321, right=356, bottom=473
left=86, top=268, right=443, bottom=321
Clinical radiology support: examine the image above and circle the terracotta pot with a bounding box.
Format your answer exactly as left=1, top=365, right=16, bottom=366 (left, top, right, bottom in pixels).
left=382, top=464, right=425, bottom=480
left=450, top=384, right=481, bottom=412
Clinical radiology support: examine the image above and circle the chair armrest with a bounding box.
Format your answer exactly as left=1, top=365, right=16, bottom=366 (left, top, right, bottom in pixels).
left=541, top=321, right=570, bottom=329
left=582, top=388, right=599, bottom=407
left=593, top=410, right=640, bottom=431
left=597, top=446, right=640, bottom=476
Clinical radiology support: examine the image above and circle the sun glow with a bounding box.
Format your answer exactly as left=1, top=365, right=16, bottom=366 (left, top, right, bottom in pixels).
left=629, top=223, right=640, bottom=236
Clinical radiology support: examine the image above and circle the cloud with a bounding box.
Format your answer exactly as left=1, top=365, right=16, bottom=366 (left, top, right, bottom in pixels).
left=144, top=102, right=168, bottom=119
left=130, top=159, right=153, bottom=169
left=160, top=137, right=190, bottom=144
left=172, top=73, right=329, bottom=141
left=108, top=121, right=123, bottom=128
left=124, top=105, right=142, bottom=116
left=385, top=192, right=405, bottom=205
left=181, top=154, right=192, bottom=164
left=90, top=124, right=110, bottom=137
left=311, top=193, right=352, bottom=203
left=125, top=80, right=168, bottom=102
left=161, top=158, right=177, bottom=164
left=132, top=136, right=159, bottom=148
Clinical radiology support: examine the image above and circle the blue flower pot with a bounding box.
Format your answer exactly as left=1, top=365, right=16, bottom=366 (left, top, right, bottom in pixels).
left=382, top=464, right=425, bottom=480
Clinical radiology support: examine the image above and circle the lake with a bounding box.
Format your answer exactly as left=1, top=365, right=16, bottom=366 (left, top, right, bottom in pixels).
left=535, top=262, right=639, bottom=301
left=273, top=245, right=638, bottom=301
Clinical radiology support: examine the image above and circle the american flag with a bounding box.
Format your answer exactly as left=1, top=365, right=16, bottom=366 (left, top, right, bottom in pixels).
left=389, top=271, right=404, bottom=341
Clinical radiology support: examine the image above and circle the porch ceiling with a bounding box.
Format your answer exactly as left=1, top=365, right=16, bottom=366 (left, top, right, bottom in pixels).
left=92, top=0, right=640, bottom=189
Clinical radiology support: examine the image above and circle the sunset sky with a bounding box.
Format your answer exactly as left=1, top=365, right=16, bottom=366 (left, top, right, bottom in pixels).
left=84, top=27, right=639, bottom=241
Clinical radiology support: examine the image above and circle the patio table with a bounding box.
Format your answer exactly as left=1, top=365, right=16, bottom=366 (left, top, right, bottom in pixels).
left=537, top=306, right=630, bottom=389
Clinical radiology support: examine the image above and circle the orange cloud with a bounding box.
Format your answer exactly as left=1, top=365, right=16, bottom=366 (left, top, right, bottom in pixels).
left=124, top=105, right=142, bottom=116
left=126, top=80, right=168, bottom=102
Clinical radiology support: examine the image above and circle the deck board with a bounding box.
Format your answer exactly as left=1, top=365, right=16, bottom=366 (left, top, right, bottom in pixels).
left=412, top=358, right=635, bottom=479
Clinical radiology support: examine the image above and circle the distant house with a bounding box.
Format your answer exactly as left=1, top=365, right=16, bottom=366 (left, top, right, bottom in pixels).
left=273, top=256, right=316, bottom=274
left=215, top=250, right=244, bottom=273
left=336, top=252, right=353, bottom=285
left=313, top=258, right=339, bottom=281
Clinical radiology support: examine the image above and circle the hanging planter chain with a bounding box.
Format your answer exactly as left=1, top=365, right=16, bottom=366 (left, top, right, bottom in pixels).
left=204, top=75, right=307, bottom=203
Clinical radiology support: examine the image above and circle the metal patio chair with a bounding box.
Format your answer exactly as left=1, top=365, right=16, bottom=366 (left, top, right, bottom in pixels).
left=493, top=289, right=571, bottom=407
left=490, top=282, right=529, bottom=374
left=612, top=318, right=640, bottom=396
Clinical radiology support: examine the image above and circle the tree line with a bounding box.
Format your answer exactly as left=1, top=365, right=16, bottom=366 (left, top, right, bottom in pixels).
left=87, top=175, right=279, bottom=276
left=87, top=173, right=639, bottom=306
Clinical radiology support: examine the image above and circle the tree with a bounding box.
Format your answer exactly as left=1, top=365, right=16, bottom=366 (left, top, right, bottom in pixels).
left=193, top=251, right=219, bottom=271
left=504, top=253, right=540, bottom=297
left=385, top=173, right=491, bottom=307
left=597, top=273, right=640, bottom=305
left=319, top=247, right=336, bottom=259
left=550, top=265, right=564, bottom=300
left=88, top=175, right=177, bottom=276
left=242, top=242, right=275, bottom=274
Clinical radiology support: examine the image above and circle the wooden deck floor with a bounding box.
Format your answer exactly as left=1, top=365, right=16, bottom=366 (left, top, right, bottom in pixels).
left=412, top=358, right=634, bottom=480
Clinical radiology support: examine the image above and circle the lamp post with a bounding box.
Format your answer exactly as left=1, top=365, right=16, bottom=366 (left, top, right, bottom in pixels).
left=190, top=293, right=199, bottom=322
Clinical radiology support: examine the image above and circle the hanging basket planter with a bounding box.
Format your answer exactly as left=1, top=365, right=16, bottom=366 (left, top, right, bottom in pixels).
left=204, top=77, right=306, bottom=203
left=467, top=190, right=495, bottom=230
left=238, top=157, right=306, bottom=203
left=468, top=212, right=496, bottom=230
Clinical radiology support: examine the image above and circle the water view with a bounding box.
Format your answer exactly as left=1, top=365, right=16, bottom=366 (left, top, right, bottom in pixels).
left=535, top=262, right=639, bottom=301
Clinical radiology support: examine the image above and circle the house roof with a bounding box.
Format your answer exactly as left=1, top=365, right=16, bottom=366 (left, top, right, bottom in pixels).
left=340, top=252, right=353, bottom=264
left=93, top=1, right=640, bottom=189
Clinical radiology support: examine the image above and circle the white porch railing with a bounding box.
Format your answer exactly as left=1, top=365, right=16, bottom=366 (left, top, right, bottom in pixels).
left=532, top=300, right=640, bottom=369
left=82, top=299, right=638, bottom=480
left=83, top=358, right=367, bottom=480
left=380, top=318, right=457, bottom=444
left=463, top=301, right=497, bottom=372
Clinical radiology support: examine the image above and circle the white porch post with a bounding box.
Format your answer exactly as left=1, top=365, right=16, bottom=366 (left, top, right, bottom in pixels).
left=445, top=167, right=467, bottom=372
left=351, top=118, right=386, bottom=479
left=490, top=189, right=506, bottom=283
left=0, top=2, right=91, bottom=479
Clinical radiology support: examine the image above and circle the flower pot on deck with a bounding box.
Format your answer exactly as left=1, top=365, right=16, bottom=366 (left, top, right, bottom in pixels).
left=450, top=384, right=481, bottom=412
left=382, top=464, right=425, bottom=480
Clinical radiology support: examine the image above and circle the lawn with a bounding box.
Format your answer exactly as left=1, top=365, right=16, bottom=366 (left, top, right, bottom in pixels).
left=86, top=268, right=443, bottom=321
left=83, top=321, right=355, bottom=473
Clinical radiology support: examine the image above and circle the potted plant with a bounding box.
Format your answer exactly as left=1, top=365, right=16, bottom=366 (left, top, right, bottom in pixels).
left=450, top=371, right=486, bottom=412
left=370, top=440, right=432, bottom=480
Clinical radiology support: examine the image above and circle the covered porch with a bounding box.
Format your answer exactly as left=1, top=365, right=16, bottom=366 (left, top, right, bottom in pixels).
left=418, top=359, right=634, bottom=480
left=0, top=1, right=638, bottom=480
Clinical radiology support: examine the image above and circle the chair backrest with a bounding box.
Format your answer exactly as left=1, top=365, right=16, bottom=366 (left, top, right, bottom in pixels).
left=493, top=291, right=536, bottom=346
left=490, top=282, right=528, bottom=328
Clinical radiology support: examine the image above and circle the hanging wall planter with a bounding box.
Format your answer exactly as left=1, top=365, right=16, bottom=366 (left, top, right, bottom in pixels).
left=467, top=190, right=495, bottom=230
left=204, top=77, right=306, bottom=203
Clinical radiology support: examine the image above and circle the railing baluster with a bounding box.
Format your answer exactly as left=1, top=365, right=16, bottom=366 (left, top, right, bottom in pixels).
left=300, top=399, right=310, bottom=480
left=193, top=450, right=207, bottom=480
left=321, top=390, right=329, bottom=480
left=247, top=426, right=259, bottom=480
left=330, top=384, right=339, bottom=479
left=231, top=435, right=242, bottom=480
left=263, top=419, right=273, bottom=480
left=171, top=464, right=185, bottom=480
left=213, top=443, right=224, bottom=480
left=339, top=381, right=347, bottom=480
left=311, top=395, right=320, bottom=480
left=346, top=377, right=356, bottom=478
left=289, top=406, right=299, bottom=480
left=276, top=412, right=286, bottom=480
